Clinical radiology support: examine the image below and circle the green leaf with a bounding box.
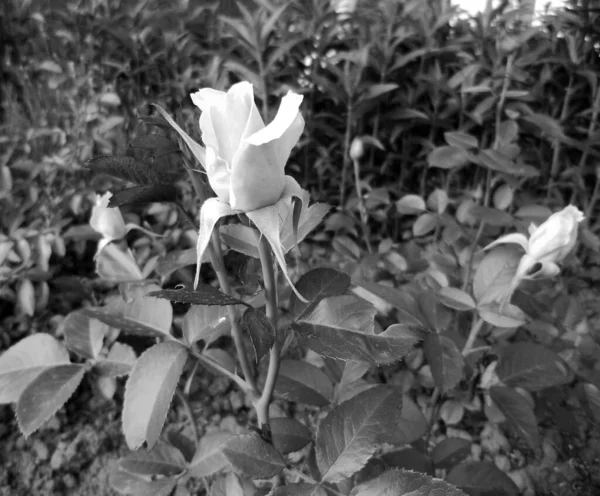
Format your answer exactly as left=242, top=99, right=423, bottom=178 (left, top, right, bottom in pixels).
left=155, top=248, right=198, bottom=278
left=438, top=287, right=476, bottom=311
left=316, top=386, right=404, bottom=483
left=123, top=341, right=189, bottom=450
left=86, top=155, right=180, bottom=185
left=147, top=286, right=247, bottom=307
left=431, top=438, right=472, bottom=470
left=289, top=268, right=351, bottom=319
left=95, top=244, right=144, bottom=282
left=392, top=395, right=428, bottom=445
left=380, top=449, right=434, bottom=475
left=270, top=417, right=311, bottom=454
left=427, top=188, right=449, bottom=214
left=0, top=334, right=71, bottom=404
left=62, top=310, right=107, bottom=359
left=496, top=343, right=572, bottom=391
left=272, top=484, right=326, bottom=496
left=220, top=225, right=260, bottom=259
left=427, top=146, right=470, bottom=169
left=241, top=308, right=275, bottom=363
left=16, top=364, right=86, bottom=437
left=274, top=360, right=333, bottom=407
left=188, top=431, right=235, bottom=477
left=353, top=281, right=423, bottom=328
left=477, top=302, right=528, bottom=327
left=413, top=213, right=438, bottom=237
left=444, top=131, right=479, bottom=150
left=118, top=440, right=187, bottom=477
left=396, top=194, right=426, bottom=215
left=474, top=149, right=538, bottom=177
left=351, top=468, right=467, bottom=496
left=423, top=334, right=464, bottom=393
left=82, top=308, right=167, bottom=338
left=490, top=386, right=540, bottom=450
left=108, top=469, right=178, bottom=496
left=468, top=205, right=513, bottom=227
left=294, top=295, right=419, bottom=364
left=473, top=246, right=520, bottom=305
left=222, top=432, right=286, bottom=479
left=93, top=342, right=137, bottom=377
left=447, top=461, right=519, bottom=496
left=182, top=305, right=230, bottom=347
left=108, top=184, right=178, bottom=207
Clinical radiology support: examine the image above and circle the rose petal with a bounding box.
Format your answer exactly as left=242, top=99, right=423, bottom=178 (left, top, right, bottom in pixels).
left=194, top=198, right=234, bottom=288
left=246, top=202, right=308, bottom=303
left=205, top=147, right=231, bottom=203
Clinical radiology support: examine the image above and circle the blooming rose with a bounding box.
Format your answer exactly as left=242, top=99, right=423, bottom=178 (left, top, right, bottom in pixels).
left=483, top=205, right=584, bottom=303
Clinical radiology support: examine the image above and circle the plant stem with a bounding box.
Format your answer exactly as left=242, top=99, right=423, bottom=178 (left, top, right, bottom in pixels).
left=340, top=100, right=353, bottom=207
left=353, top=157, right=373, bottom=253
left=253, top=229, right=280, bottom=432
left=462, top=316, right=485, bottom=355
left=185, top=168, right=259, bottom=396
left=175, top=388, right=199, bottom=445
left=190, top=350, right=252, bottom=393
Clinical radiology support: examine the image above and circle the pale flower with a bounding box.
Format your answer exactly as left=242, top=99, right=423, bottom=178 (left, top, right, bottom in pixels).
left=89, top=192, right=156, bottom=258
left=154, top=82, right=315, bottom=299
left=483, top=205, right=584, bottom=303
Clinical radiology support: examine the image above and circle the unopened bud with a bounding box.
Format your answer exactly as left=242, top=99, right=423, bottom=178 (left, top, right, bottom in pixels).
left=350, top=137, right=365, bottom=161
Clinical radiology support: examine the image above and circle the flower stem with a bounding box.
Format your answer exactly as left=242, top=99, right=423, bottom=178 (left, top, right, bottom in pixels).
left=185, top=168, right=259, bottom=397
left=462, top=316, right=485, bottom=355
left=253, top=229, right=280, bottom=434
left=175, top=387, right=199, bottom=446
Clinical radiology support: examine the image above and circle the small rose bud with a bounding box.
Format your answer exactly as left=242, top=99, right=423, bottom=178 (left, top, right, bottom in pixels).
left=349, top=137, right=365, bottom=161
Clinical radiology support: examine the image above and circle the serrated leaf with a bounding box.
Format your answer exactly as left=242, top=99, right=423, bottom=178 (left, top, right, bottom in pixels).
left=108, top=469, right=178, bottom=496
left=446, top=461, right=520, bottom=496
left=444, top=131, right=479, bottom=150
left=316, top=386, right=404, bottom=483
left=123, top=341, right=189, bottom=450
left=222, top=432, right=285, bottom=479
left=351, top=468, right=467, bottom=496
left=16, top=364, right=86, bottom=437
left=182, top=305, right=230, bottom=347
left=155, top=248, right=198, bottom=278
left=0, top=334, right=70, bottom=404
left=86, top=155, right=179, bottom=185
left=431, top=438, right=472, bottom=469
left=62, top=310, right=108, bottom=359
left=496, top=343, right=571, bottom=391
left=108, top=184, right=178, bottom=207
left=438, top=287, right=476, bottom=311
left=95, top=244, right=144, bottom=282
left=271, top=417, right=311, bottom=454
left=294, top=295, right=419, bottom=364
left=128, top=135, right=180, bottom=157
left=427, top=146, right=470, bottom=169
left=489, top=386, right=540, bottom=450
left=272, top=484, right=326, bottom=496
left=119, top=440, right=187, bottom=477
left=188, top=431, right=235, bottom=477
left=147, top=286, right=246, bottom=307
left=94, top=342, right=137, bottom=377
left=380, top=449, right=434, bottom=475
left=82, top=308, right=167, bottom=338
left=274, top=360, right=333, bottom=407
left=241, top=308, right=275, bottom=363
left=423, top=334, right=464, bottom=393
left=289, top=268, right=351, bottom=319
left=220, top=224, right=260, bottom=258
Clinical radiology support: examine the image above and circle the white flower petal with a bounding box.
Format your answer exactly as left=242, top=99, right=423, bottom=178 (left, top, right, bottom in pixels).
left=246, top=203, right=308, bottom=303
left=194, top=198, right=234, bottom=288
left=246, top=91, right=304, bottom=147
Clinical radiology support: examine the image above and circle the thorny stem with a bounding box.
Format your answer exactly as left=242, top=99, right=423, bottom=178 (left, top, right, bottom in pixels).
left=175, top=388, right=199, bottom=446
left=253, top=229, right=280, bottom=432
left=186, top=168, right=259, bottom=397
left=462, top=317, right=485, bottom=355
